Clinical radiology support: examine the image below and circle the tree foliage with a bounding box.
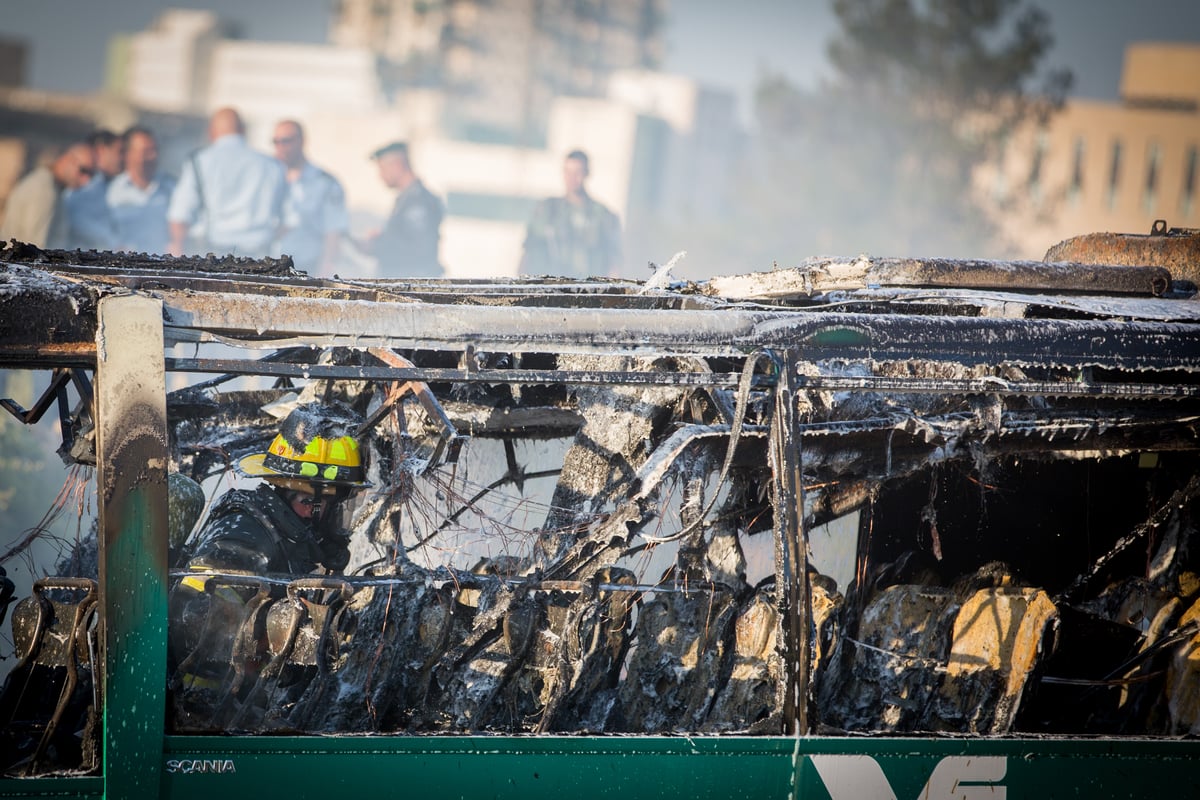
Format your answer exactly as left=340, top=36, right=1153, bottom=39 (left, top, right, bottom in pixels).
left=686, top=0, right=1072, bottom=274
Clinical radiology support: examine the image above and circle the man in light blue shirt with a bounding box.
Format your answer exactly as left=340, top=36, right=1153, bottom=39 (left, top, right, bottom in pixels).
left=271, top=119, right=348, bottom=276
left=107, top=126, right=176, bottom=254
left=167, top=107, right=286, bottom=258
left=64, top=130, right=123, bottom=250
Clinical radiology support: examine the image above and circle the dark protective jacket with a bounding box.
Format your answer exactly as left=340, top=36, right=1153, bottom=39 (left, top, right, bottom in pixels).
left=183, top=484, right=348, bottom=575
left=371, top=178, right=443, bottom=278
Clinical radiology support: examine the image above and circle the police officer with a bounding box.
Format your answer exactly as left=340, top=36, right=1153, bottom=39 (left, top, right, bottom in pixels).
left=272, top=119, right=348, bottom=276
left=180, top=401, right=370, bottom=577
left=363, top=141, right=444, bottom=278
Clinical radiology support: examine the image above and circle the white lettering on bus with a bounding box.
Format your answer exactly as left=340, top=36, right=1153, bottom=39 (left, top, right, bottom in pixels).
left=809, top=755, right=1006, bottom=800
left=165, top=759, right=237, bottom=774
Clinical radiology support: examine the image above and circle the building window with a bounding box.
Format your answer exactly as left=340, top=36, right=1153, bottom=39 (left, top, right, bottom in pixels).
left=1069, top=136, right=1085, bottom=207
left=1143, top=142, right=1161, bottom=214
left=1107, top=139, right=1123, bottom=212
left=1182, top=145, right=1198, bottom=219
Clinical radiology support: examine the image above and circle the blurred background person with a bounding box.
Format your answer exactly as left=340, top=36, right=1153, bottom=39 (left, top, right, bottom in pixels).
left=0, top=142, right=96, bottom=249
left=167, top=107, right=286, bottom=258
left=362, top=141, right=443, bottom=278
left=272, top=119, right=348, bottom=276
left=107, top=126, right=175, bottom=254
left=64, top=129, right=123, bottom=250
left=521, top=150, right=621, bottom=279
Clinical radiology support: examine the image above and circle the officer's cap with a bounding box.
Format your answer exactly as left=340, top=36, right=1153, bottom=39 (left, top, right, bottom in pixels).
left=371, top=141, right=409, bottom=160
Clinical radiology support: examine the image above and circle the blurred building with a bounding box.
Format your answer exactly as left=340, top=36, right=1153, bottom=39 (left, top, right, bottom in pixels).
left=0, top=37, right=28, bottom=89
left=331, top=0, right=667, bottom=140
left=101, top=7, right=733, bottom=280
left=108, top=10, right=225, bottom=116
left=0, top=33, right=159, bottom=232
left=991, top=43, right=1200, bottom=258
left=109, top=10, right=385, bottom=119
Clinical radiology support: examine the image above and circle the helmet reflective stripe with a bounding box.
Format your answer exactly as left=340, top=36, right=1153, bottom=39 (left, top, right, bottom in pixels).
left=237, top=405, right=371, bottom=489
left=269, top=433, right=361, bottom=467
left=259, top=432, right=365, bottom=484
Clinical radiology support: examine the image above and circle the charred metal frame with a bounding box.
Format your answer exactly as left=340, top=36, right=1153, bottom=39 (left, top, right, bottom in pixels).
left=94, top=296, right=168, bottom=800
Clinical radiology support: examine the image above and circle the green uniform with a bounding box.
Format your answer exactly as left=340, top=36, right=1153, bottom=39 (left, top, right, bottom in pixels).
left=521, top=193, right=621, bottom=279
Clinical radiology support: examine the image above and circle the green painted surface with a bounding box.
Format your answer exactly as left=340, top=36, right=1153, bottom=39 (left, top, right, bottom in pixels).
left=161, top=736, right=795, bottom=800
left=101, top=484, right=168, bottom=796
left=153, top=735, right=1200, bottom=800
left=805, top=327, right=871, bottom=347
left=3, top=735, right=1198, bottom=800
left=95, top=296, right=169, bottom=800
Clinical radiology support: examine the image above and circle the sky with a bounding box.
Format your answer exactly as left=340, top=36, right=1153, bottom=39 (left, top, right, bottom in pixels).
left=1, top=0, right=1198, bottom=124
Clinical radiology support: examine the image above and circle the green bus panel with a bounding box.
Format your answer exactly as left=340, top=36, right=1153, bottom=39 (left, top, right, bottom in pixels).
left=161, top=737, right=794, bottom=800
left=130, top=736, right=1200, bottom=800
left=4, top=735, right=1196, bottom=800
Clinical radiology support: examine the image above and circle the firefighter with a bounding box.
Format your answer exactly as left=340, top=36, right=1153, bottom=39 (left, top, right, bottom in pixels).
left=168, top=403, right=370, bottom=711
left=179, top=401, right=370, bottom=578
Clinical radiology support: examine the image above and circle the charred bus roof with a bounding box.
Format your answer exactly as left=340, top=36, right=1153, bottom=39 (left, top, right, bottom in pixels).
left=1, top=230, right=1199, bottom=797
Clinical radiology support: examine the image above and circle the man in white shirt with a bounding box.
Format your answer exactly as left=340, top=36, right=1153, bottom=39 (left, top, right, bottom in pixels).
left=107, top=126, right=176, bottom=254
left=167, top=107, right=286, bottom=258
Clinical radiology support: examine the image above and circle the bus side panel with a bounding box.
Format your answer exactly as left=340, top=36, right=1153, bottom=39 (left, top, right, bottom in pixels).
left=157, top=736, right=1200, bottom=800
left=796, top=737, right=1200, bottom=800
left=161, top=736, right=797, bottom=800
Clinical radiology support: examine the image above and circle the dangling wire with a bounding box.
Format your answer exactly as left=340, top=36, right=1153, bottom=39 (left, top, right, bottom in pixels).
left=640, top=349, right=775, bottom=544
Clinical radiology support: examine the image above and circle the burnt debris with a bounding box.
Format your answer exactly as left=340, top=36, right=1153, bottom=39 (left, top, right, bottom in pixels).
left=1, top=236, right=1200, bottom=763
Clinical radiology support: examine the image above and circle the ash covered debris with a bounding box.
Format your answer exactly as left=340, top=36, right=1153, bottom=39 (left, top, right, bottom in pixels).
left=2, top=237, right=1200, bottom=758
left=1, top=238, right=301, bottom=277
left=158, top=340, right=1200, bottom=739
left=163, top=349, right=787, bottom=735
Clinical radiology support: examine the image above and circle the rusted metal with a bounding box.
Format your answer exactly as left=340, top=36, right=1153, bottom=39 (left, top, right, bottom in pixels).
left=1044, top=220, right=1200, bottom=286
left=704, top=256, right=1173, bottom=300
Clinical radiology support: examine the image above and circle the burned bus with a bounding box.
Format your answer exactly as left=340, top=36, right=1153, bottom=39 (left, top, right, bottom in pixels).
left=0, top=227, right=1199, bottom=799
